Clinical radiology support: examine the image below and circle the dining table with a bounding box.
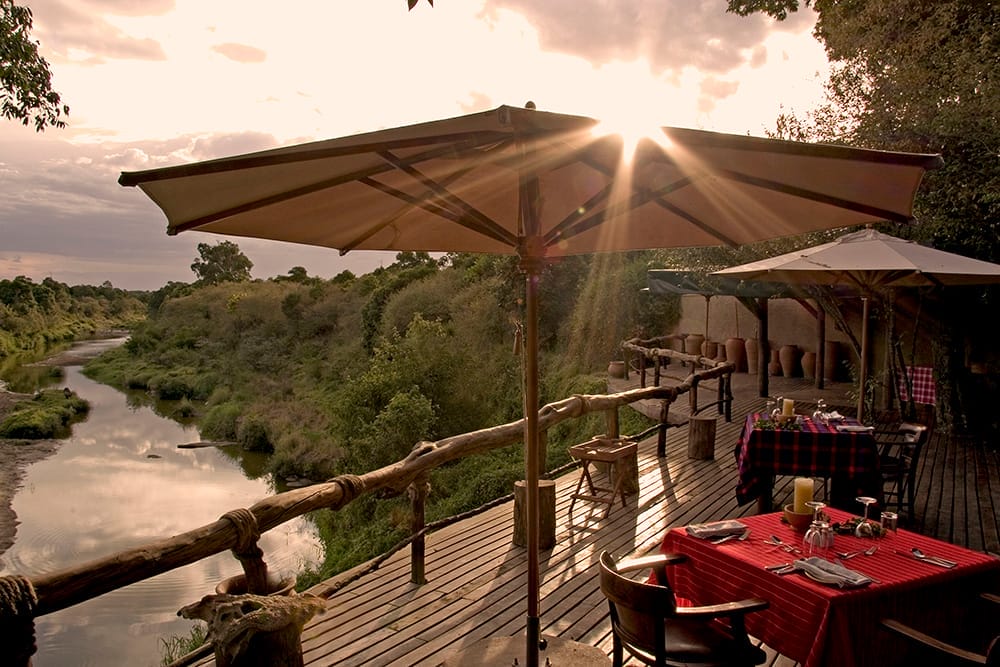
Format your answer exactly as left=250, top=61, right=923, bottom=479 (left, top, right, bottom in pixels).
left=658, top=508, right=1000, bottom=667
left=734, top=412, right=882, bottom=512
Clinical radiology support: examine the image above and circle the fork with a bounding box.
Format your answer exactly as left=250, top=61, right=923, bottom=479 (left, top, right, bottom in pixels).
left=835, top=545, right=878, bottom=559
left=711, top=530, right=752, bottom=544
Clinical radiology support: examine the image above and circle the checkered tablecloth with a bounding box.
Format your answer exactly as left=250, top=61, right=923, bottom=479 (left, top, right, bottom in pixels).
left=734, top=413, right=880, bottom=506
left=897, top=365, right=936, bottom=405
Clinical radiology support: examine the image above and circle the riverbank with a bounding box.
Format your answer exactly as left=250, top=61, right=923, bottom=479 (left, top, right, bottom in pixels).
left=0, top=336, right=123, bottom=556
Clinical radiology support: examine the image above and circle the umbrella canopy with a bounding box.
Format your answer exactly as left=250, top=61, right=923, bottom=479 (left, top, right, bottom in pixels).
left=120, top=105, right=941, bottom=666
left=714, top=228, right=1000, bottom=418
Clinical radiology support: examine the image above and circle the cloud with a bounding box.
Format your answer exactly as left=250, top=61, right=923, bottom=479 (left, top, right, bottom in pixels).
left=0, top=126, right=393, bottom=289
left=481, top=0, right=812, bottom=75
left=211, top=42, right=267, bottom=63
left=27, top=0, right=168, bottom=63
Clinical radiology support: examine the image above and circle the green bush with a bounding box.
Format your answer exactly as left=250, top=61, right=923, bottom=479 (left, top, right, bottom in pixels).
left=237, top=415, right=272, bottom=452
left=0, top=389, right=90, bottom=439
left=200, top=402, right=242, bottom=441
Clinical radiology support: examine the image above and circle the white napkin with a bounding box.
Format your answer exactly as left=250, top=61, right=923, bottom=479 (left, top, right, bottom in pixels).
left=686, top=519, right=748, bottom=540
left=821, top=411, right=844, bottom=422
left=835, top=424, right=874, bottom=433
left=793, top=557, right=872, bottom=588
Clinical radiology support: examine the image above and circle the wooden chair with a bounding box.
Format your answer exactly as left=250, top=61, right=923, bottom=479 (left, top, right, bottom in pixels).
left=878, top=422, right=929, bottom=517
left=881, top=593, right=1000, bottom=666
left=598, top=551, right=769, bottom=667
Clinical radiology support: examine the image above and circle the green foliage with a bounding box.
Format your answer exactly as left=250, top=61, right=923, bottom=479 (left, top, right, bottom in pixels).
left=0, top=388, right=90, bottom=438
left=158, top=623, right=207, bottom=666
left=190, top=241, right=253, bottom=285
left=236, top=414, right=272, bottom=452
left=0, top=0, right=69, bottom=130
left=0, top=276, right=146, bottom=358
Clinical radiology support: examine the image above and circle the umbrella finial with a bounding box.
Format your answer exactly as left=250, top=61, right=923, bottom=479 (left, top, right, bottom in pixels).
left=525, top=100, right=536, bottom=109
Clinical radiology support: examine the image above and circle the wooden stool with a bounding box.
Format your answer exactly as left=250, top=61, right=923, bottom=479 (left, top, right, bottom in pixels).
left=568, top=437, right=638, bottom=518
left=687, top=414, right=717, bottom=459
left=512, top=480, right=556, bottom=549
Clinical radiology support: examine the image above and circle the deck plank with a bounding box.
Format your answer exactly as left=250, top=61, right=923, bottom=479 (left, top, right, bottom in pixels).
left=185, top=373, right=997, bottom=667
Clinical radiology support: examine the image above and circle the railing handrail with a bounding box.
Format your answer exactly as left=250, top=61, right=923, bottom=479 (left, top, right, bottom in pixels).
left=14, top=384, right=686, bottom=619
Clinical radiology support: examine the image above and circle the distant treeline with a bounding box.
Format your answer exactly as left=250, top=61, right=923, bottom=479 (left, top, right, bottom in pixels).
left=0, top=276, right=148, bottom=357
left=82, top=251, right=678, bottom=582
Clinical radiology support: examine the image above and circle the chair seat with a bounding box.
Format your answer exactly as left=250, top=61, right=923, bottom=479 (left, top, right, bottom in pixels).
left=661, top=618, right=766, bottom=666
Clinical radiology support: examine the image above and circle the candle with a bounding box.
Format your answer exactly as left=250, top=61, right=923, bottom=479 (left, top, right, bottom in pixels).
left=782, top=398, right=795, bottom=417
left=793, top=477, right=814, bottom=514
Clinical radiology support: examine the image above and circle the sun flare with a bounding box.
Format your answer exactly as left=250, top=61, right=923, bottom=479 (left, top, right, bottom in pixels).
left=592, top=107, right=669, bottom=163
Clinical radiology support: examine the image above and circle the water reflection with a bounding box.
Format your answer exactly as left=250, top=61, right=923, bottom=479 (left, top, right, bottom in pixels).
left=1, top=343, right=322, bottom=667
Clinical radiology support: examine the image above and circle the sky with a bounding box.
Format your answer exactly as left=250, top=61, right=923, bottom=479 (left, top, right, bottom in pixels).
left=0, top=0, right=829, bottom=291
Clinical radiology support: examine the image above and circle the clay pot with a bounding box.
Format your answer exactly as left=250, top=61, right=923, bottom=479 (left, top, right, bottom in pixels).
left=608, top=360, right=626, bottom=379
left=216, top=572, right=297, bottom=597
left=824, top=340, right=841, bottom=382
left=685, top=333, right=705, bottom=355
left=725, top=337, right=746, bottom=373
left=671, top=335, right=686, bottom=354
left=779, top=344, right=799, bottom=378
left=714, top=344, right=727, bottom=363
left=768, top=349, right=782, bottom=376
left=801, top=351, right=817, bottom=379
left=701, top=340, right=718, bottom=359
left=745, top=338, right=759, bottom=375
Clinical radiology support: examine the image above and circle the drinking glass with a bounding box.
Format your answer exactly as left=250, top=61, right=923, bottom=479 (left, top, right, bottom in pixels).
left=880, top=511, right=898, bottom=537
left=812, top=399, right=828, bottom=424
left=854, top=496, right=877, bottom=537
left=805, top=500, right=827, bottom=522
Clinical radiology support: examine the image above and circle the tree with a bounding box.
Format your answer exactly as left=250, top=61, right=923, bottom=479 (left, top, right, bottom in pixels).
left=1, top=0, right=68, bottom=130
left=190, top=241, right=253, bottom=285
left=729, top=0, right=1000, bottom=433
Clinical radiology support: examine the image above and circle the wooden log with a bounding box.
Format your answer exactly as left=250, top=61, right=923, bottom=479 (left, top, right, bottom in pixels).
left=687, top=414, right=717, bottom=459
left=512, top=480, right=556, bottom=549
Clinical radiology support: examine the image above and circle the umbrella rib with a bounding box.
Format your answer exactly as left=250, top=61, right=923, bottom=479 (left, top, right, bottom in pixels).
left=545, top=174, right=740, bottom=249
left=376, top=149, right=517, bottom=246
left=719, top=168, right=915, bottom=223
left=345, top=175, right=515, bottom=252
left=167, top=144, right=488, bottom=235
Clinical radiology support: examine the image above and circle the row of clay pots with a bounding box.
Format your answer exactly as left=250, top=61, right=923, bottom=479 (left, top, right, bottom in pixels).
left=624, top=335, right=842, bottom=380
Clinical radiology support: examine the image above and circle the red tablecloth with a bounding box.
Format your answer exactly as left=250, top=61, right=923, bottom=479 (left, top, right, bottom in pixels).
left=734, top=413, right=880, bottom=507
left=660, top=509, right=1000, bottom=667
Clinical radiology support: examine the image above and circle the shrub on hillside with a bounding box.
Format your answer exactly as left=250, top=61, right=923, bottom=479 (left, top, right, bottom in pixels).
left=0, top=390, right=90, bottom=439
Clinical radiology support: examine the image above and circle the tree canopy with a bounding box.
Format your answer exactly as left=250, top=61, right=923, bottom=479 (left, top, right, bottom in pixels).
left=1, top=0, right=68, bottom=130
left=190, top=241, right=254, bottom=285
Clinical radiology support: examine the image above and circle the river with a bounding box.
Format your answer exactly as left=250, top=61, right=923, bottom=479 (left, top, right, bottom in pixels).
left=0, top=338, right=323, bottom=666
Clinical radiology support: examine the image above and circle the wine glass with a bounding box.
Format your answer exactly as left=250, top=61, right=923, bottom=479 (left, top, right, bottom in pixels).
left=805, top=500, right=827, bottom=522
left=771, top=396, right=784, bottom=421
left=855, top=496, right=877, bottom=537
left=812, top=399, right=828, bottom=423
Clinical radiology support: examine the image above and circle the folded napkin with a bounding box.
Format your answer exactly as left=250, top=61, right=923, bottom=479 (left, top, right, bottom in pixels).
left=836, top=424, right=874, bottom=433
left=793, top=557, right=872, bottom=588
left=686, top=519, right=748, bottom=540
left=820, top=411, right=844, bottom=422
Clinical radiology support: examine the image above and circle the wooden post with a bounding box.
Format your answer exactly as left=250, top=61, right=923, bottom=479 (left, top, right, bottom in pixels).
left=758, top=297, right=770, bottom=398
left=513, top=481, right=556, bottom=549
left=409, top=472, right=430, bottom=585
left=605, top=407, right=620, bottom=440
left=653, top=355, right=662, bottom=386
left=0, top=575, right=37, bottom=667
left=687, top=414, right=717, bottom=459
left=688, top=375, right=700, bottom=416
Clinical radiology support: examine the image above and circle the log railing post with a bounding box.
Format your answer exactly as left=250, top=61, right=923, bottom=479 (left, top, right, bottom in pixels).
left=222, top=508, right=268, bottom=595
left=657, top=399, right=671, bottom=457
left=409, top=472, right=430, bottom=585
left=653, top=354, right=662, bottom=387
left=689, top=375, right=700, bottom=416
left=0, top=575, right=38, bottom=667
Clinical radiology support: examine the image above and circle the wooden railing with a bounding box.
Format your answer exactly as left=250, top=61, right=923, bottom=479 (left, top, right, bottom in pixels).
left=621, top=335, right=735, bottom=456
left=0, top=366, right=734, bottom=666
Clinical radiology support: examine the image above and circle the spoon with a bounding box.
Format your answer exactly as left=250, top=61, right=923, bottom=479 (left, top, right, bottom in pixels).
left=912, top=547, right=957, bottom=567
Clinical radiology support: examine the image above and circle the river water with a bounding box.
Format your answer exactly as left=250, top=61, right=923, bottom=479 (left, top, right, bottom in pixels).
left=0, top=338, right=323, bottom=666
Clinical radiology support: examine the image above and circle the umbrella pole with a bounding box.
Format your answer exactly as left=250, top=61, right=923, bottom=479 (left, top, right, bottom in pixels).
left=858, top=296, right=870, bottom=421
left=520, top=258, right=542, bottom=667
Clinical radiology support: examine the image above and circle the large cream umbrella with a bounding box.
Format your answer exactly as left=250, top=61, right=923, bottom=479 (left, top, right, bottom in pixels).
left=119, top=104, right=941, bottom=666
left=714, top=227, right=1000, bottom=419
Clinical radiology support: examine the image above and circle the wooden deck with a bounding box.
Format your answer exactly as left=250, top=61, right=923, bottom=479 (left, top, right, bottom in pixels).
left=187, top=372, right=1000, bottom=667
